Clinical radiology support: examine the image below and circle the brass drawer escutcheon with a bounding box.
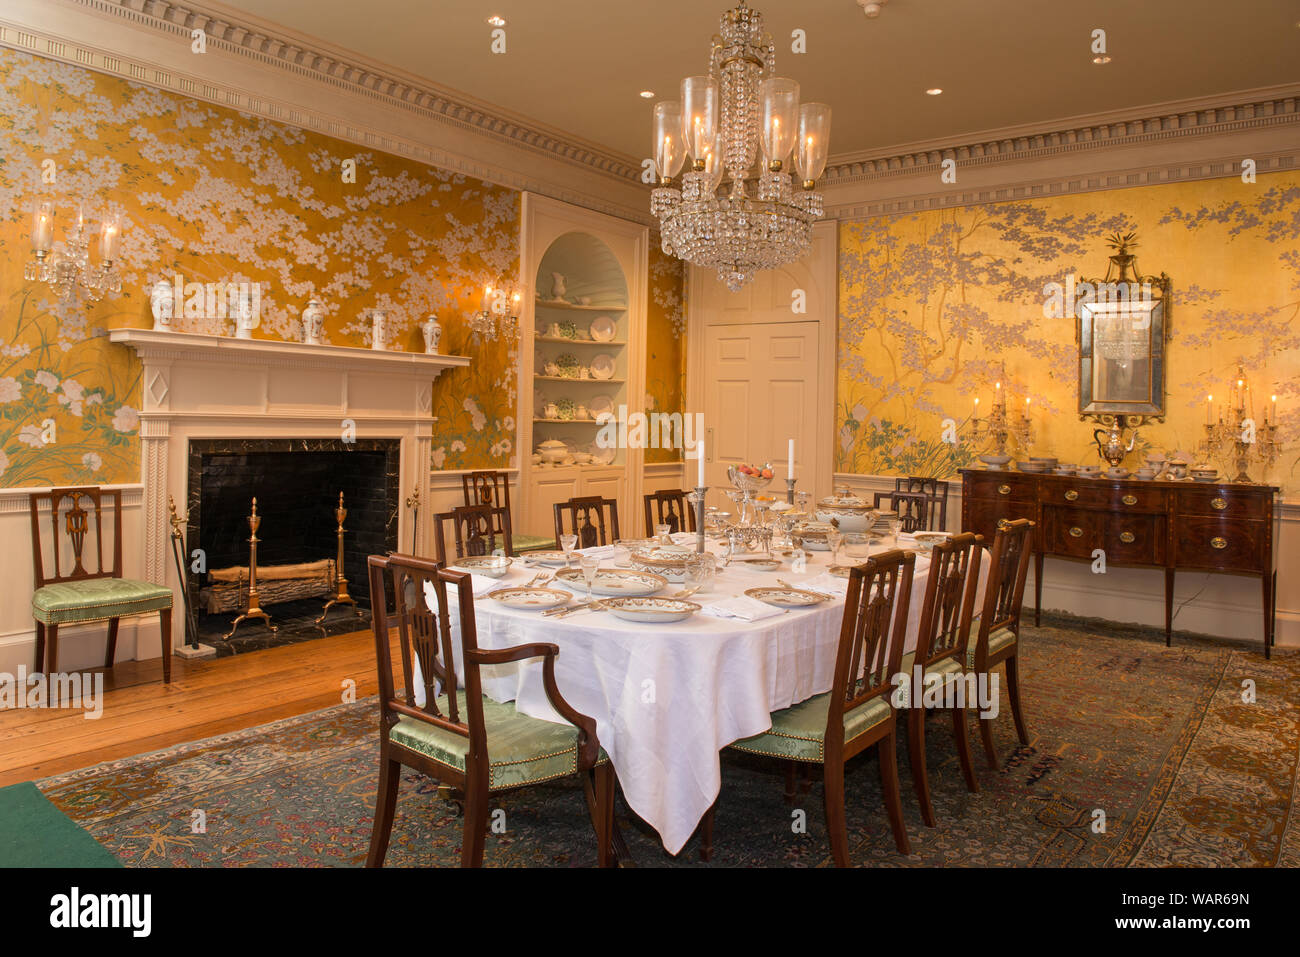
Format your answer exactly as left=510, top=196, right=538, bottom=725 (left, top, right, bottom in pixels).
left=1211, top=497, right=1228, bottom=510
left=1120, top=531, right=1135, bottom=544
left=1122, top=494, right=1137, bottom=506
left=1069, top=526, right=1083, bottom=538
left=998, top=484, right=1011, bottom=495
left=1064, top=489, right=1079, bottom=501
left=1211, top=537, right=1228, bottom=549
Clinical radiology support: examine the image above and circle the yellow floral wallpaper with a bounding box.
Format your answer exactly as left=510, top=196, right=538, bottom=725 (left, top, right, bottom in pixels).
left=0, top=47, right=519, bottom=486
left=838, top=172, right=1300, bottom=497
left=645, top=238, right=687, bottom=464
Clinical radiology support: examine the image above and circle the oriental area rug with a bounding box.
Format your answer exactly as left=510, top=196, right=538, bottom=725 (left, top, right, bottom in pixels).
left=36, top=617, right=1300, bottom=868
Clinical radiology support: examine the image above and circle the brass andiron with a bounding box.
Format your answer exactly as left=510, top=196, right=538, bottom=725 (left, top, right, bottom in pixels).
left=317, top=491, right=359, bottom=623
left=224, top=497, right=277, bottom=639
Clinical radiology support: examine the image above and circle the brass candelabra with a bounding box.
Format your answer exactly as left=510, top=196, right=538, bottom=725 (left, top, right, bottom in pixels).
left=966, top=374, right=1033, bottom=463
left=1199, top=363, right=1280, bottom=483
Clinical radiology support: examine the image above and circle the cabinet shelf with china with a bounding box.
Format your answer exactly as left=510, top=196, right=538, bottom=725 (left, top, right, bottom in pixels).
left=520, top=195, right=648, bottom=541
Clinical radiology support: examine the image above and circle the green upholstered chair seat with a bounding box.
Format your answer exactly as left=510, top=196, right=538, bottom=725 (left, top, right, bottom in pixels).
left=966, top=620, right=1017, bottom=667
left=729, top=692, right=892, bottom=763
left=32, top=578, right=173, bottom=626
left=512, top=534, right=557, bottom=553
left=895, top=651, right=966, bottom=708
left=389, top=691, right=605, bottom=790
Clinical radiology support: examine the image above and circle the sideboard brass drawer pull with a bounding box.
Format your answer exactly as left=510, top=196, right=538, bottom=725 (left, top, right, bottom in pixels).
left=998, top=484, right=1011, bottom=495
left=1122, top=494, right=1137, bottom=506
left=1064, top=489, right=1079, bottom=501
left=1069, top=526, right=1083, bottom=538
left=1211, top=497, right=1228, bottom=510
left=1119, top=531, right=1135, bottom=544
left=1211, top=537, right=1228, bottom=550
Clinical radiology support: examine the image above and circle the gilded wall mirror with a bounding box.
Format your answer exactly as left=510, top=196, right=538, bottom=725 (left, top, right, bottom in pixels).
left=1076, top=232, right=1170, bottom=423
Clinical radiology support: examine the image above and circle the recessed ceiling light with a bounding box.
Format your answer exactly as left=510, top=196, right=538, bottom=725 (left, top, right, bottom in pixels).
left=487, top=15, right=506, bottom=27
left=1093, top=55, right=1111, bottom=64
left=640, top=90, right=655, bottom=98
left=925, top=88, right=943, bottom=96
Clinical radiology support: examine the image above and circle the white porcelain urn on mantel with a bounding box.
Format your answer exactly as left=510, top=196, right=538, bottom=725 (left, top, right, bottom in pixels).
left=421, top=315, right=441, bottom=355
left=149, top=280, right=174, bottom=331
left=371, top=310, right=387, bottom=351
left=302, top=298, right=325, bottom=345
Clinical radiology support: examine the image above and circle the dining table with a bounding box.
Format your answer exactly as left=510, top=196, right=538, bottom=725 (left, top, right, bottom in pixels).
left=420, top=533, right=990, bottom=856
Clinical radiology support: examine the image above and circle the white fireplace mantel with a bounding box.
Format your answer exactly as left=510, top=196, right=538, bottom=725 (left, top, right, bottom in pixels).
left=108, top=328, right=470, bottom=376
left=110, top=327, right=469, bottom=654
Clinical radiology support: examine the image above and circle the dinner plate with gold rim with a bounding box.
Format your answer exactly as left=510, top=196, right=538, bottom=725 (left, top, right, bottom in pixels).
left=525, top=550, right=571, bottom=566
left=452, top=555, right=513, bottom=577
left=554, top=567, right=667, bottom=597
left=745, top=587, right=829, bottom=608
left=600, top=596, right=701, bottom=623
left=827, top=563, right=868, bottom=579
left=739, top=558, right=782, bottom=571
left=488, top=587, right=571, bottom=611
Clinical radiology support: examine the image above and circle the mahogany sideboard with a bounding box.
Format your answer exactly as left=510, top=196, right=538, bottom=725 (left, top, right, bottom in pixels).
left=959, top=469, right=1279, bottom=657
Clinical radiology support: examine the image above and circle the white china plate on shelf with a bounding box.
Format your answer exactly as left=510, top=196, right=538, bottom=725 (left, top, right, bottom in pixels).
left=590, top=354, right=616, bottom=380
left=589, top=394, right=615, bottom=418
left=555, top=567, right=666, bottom=597
left=488, top=587, right=571, bottom=611
left=525, top=550, right=570, bottom=566
left=589, top=316, right=616, bottom=342
left=745, top=587, right=829, bottom=608
left=601, top=597, right=701, bottom=623
left=590, top=445, right=616, bottom=465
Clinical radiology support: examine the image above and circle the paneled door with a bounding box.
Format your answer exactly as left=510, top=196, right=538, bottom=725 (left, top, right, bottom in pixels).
left=701, top=321, right=821, bottom=497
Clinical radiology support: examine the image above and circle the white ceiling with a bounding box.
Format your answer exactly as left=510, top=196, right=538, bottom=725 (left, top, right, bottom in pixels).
left=218, top=0, right=1300, bottom=160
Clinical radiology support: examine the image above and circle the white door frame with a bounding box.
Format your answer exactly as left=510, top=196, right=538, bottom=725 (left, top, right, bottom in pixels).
left=685, top=218, right=838, bottom=501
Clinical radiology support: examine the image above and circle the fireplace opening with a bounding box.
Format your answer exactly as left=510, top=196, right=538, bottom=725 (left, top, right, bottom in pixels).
left=186, top=438, right=399, bottom=653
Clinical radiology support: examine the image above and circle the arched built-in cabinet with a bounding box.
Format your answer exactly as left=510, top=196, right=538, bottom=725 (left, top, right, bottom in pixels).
left=518, top=194, right=648, bottom=540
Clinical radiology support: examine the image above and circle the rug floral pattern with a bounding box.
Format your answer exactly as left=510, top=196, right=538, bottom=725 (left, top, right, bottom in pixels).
left=38, top=621, right=1300, bottom=867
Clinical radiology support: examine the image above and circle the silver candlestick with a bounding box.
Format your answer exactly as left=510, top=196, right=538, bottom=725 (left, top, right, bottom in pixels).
left=693, top=486, right=709, bottom=554
left=785, top=478, right=797, bottom=505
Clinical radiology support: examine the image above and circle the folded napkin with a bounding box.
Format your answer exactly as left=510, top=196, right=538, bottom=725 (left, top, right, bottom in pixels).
left=798, top=573, right=850, bottom=599
left=670, top=531, right=698, bottom=545
left=442, top=564, right=528, bottom=597
left=702, top=595, right=786, bottom=622
left=574, top=544, right=617, bottom=560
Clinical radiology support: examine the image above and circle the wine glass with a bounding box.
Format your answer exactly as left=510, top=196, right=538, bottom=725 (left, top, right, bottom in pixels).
left=685, top=552, right=716, bottom=595
left=886, top=516, right=902, bottom=548
left=560, top=533, right=578, bottom=568
left=580, top=555, right=600, bottom=600
left=827, top=528, right=842, bottom=566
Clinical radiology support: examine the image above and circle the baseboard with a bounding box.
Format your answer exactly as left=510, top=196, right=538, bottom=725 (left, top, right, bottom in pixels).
left=0, top=616, right=163, bottom=675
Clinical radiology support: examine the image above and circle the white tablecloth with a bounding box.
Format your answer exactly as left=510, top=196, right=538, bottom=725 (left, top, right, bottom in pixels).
left=421, top=540, right=988, bottom=855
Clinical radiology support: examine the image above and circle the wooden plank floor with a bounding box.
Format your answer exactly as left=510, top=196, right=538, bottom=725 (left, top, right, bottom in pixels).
left=0, top=629, right=391, bottom=787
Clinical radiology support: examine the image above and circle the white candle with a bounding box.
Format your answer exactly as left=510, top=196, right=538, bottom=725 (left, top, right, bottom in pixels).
left=697, top=436, right=705, bottom=488
left=100, top=215, right=120, bottom=261
left=31, top=203, right=53, bottom=253
left=788, top=438, right=795, bottom=481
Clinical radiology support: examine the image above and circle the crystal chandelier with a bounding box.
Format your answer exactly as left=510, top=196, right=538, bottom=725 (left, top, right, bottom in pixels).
left=24, top=201, right=123, bottom=303
left=650, top=2, right=831, bottom=291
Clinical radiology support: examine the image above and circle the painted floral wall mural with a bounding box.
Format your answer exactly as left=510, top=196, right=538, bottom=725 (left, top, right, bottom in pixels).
left=645, top=238, right=687, bottom=464
left=838, top=172, right=1300, bottom=496
left=0, top=47, right=519, bottom=486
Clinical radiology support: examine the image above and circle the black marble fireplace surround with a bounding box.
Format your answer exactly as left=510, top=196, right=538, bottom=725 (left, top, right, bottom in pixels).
left=186, top=438, right=400, bottom=613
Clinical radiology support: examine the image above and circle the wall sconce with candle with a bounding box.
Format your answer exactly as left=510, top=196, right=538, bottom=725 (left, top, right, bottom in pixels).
left=24, top=201, right=123, bottom=303
left=469, top=282, right=521, bottom=339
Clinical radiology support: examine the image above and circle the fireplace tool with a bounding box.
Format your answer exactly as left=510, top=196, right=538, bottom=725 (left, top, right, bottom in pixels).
left=167, top=495, right=201, bottom=648
left=317, top=491, right=360, bottom=623
left=405, top=485, right=420, bottom=553
left=224, top=497, right=277, bottom=639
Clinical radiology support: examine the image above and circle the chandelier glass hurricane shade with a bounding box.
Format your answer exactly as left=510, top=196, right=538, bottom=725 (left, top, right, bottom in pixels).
left=650, top=2, right=830, bottom=291
left=25, top=201, right=123, bottom=302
